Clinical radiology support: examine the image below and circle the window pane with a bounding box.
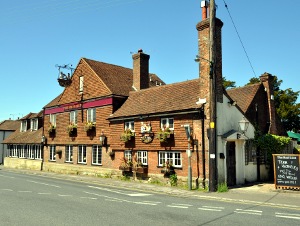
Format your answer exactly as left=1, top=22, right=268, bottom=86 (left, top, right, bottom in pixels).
left=92, top=145, right=102, bottom=165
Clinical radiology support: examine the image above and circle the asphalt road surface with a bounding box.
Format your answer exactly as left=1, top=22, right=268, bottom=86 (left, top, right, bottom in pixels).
left=1, top=169, right=300, bottom=225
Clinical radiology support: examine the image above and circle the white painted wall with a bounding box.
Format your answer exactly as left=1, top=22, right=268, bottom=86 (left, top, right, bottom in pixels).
left=216, top=94, right=256, bottom=185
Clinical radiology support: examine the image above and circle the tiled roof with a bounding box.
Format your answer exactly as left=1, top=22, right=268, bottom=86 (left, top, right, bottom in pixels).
left=44, top=58, right=165, bottom=108
left=110, top=79, right=200, bottom=119
left=44, top=93, right=62, bottom=108
left=84, top=58, right=165, bottom=96
left=19, top=111, right=43, bottom=120
left=226, top=83, right=261, bottom=113
left=2, top=127, right=43, bottom=144
left=0, top=120, right=20, bottom=131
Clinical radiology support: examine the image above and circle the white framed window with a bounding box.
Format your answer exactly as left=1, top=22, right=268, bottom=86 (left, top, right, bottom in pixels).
left=124, top=150, right=132, bottom=163
left=161, top=118, right=174, bottom=130
left=125, top=121, right=134, bottom=131
left=35, top=145, right=42, bottom=160
left=137, top=151, right=147, bottom=165
left=50, top=114, right=56, bottom=127
left=20, top=120, right=27, bottom=132
left=49, top=145, right=56, bottom=161
left=78, top=145, right=87, bottom=164
left=31, top=119, right=38, bottom=131
left=159, top=151, right=182, bottom=167
left=92, top=145, right=102, bottom=165
left=28, top=145, right=35, bottom=159
left=65, top=145, right=73, bottom=163
left=19, top=145, right=27, bottom=158
left=12, top=145, right=18, bottom=157
left=70, top=111, right=78, bottom=124
left=79, top=76, right=84, bottom=93
left=87, top=108, right=96, bottom=122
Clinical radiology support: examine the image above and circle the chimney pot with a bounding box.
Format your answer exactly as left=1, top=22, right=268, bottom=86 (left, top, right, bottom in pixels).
left=201, top=0, right=208, bottom=20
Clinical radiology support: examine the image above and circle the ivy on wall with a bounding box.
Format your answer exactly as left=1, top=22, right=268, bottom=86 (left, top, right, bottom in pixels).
left=255, top=132, right=291, bottom=165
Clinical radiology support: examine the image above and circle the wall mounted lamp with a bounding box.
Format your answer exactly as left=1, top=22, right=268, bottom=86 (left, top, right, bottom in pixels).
left=238, top=117, right=250, bottom=135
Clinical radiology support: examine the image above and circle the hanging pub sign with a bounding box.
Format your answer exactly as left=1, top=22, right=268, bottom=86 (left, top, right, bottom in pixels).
left=273, top=154, right=300, bottom=190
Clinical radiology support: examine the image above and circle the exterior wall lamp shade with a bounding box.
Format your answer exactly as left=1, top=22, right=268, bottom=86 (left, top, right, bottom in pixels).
left=99, top=134, right=106, bottom=145
left=41, top=135, right=46, bottom=144
left=238, top=117, right=249, bottom=134
left=184, top=124, right=191, bottom=139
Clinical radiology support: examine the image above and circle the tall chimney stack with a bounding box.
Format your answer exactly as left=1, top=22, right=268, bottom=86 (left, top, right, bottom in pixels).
left=201, top=0, right=208, bottom=20
left=132, top=49, right=150, bottom=91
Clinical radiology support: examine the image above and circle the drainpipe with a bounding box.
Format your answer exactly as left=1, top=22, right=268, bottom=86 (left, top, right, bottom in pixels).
left=201, top=105, right=206, bottom=187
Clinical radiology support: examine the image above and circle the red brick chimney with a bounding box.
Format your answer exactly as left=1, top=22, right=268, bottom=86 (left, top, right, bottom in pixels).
left=260, top=72, right=278, bottom=134
left=132, top=49, right=150, bottom=91
left=197, top=3, right=223, bottom=104
left=201, top=0, right=208, bottom=20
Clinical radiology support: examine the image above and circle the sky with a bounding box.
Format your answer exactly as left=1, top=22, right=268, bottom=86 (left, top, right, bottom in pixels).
left=1, top=0, right=299, bottom=122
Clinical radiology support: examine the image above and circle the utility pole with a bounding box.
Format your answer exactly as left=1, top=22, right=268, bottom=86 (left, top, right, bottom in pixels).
left=209, top=0, right=217, bottom=192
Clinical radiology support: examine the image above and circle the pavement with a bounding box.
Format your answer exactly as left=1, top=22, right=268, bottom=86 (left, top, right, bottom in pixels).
left=1, top=165, right=300, bottom=209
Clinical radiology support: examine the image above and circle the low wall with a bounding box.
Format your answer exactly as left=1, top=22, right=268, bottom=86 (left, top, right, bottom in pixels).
left=43, top=162, right=121, bottom=178
left=4, top=157, right=42, bottom=171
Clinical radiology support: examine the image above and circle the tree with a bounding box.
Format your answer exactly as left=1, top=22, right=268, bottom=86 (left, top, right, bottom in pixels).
left=273, top=77, right=300, bottom=132
left=222, top=77, right=236, bottom=89
left=246, top=77, right=260, bottom=85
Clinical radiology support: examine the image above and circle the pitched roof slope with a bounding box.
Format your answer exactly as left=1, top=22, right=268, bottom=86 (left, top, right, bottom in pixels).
left=110, top=79, right=200, bottom=118
left=0, top=120, right=20, bottom=131
left=44, top=93, right=62, bottom=108
left=226, top=83, right=260, bottom=113
left=2, top=128, right=43, bottom=144
left=84, top=58, right=165, bottom=96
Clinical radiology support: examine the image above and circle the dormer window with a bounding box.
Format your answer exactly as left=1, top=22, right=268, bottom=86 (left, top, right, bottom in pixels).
left=31, top=118, right=38, bottom=131
left=20, top=120, right=27, bottom=132
left=161, top=118, right=174, bottom=131
left=79, top=76, right=84, bottom=94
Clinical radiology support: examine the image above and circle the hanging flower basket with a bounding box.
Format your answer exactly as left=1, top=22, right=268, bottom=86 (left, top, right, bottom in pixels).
left=48, top=123, right=56, bottom=134
left=156, top=127, right=173, bottom=143
left=119, top=157, right=133, bottom=171
left=84, top=121, right=96, bottom=132
left=67, top=123, right=77, bottom=135
left=120, top=129, right=135, bottom=143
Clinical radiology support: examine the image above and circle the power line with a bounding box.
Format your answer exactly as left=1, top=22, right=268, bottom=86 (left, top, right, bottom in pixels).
left=222, top=0, right=257, bottom=78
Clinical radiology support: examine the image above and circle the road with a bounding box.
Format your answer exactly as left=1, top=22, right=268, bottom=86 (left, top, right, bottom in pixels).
left=1, top=169, right=300, bottom=225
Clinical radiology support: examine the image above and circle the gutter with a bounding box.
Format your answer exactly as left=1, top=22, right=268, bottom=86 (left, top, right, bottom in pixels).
left=109, top=109, right=201, bottom=122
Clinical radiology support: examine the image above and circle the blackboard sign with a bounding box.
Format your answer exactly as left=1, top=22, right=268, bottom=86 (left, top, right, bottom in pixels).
left=273, top=154, right=300, bottom=188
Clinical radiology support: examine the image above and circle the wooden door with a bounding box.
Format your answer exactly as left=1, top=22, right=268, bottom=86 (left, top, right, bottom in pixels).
left=226, top=141, right=236, bottom=186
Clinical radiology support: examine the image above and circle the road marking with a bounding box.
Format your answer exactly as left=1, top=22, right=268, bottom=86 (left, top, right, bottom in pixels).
left=87, top=185, right=152, bottom=196
left=27, top=180, right=61, bottom=188
left=167, top=205, right=189, bottom=209
left=134, top=201, right=158, bottom=205
left=1, top=189, right=13, bottom=192
left=275, top=212, right=300, bottom=220
left=0, top=174, right=15, bottom=179
left=198, top=206, right=223, bottom=212
left=58, top=194, right=72, bottom=197
left=37, top=193, right=52, bottom=195
left=18, top=191, right=32, bottom=193
left=234, top=209, right=262, bottom=215
left=80, top=197, right=97, bottom=200
left=167, top=203, right=193, bottom=208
